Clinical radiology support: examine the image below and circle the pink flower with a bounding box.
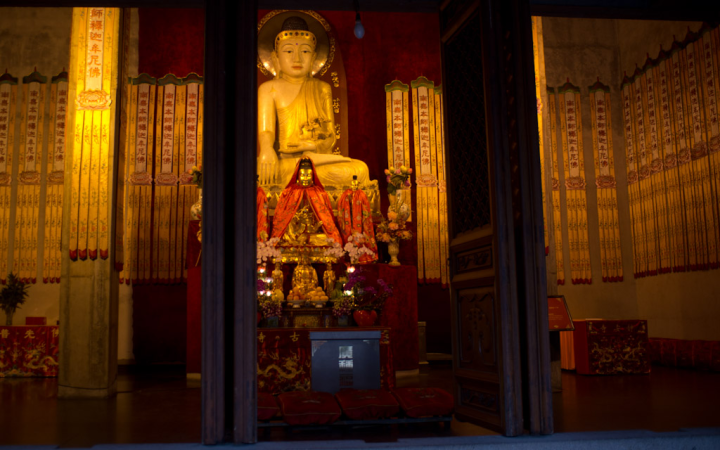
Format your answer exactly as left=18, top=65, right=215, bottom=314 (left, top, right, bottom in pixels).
left=389, top=222, right=399, bottom=230
left=386, top=175, right=391, bottom=182
left=404, top=180, right=411, bottom=187
left=395, top=169, right=402, bottom=175
left=387, top=211, right=398, bottom=220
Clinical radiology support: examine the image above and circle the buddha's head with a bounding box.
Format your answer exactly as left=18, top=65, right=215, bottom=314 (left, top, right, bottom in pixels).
left=273, top=16, right=317, bottom=79
left=298, top=158, right=314, bottom=186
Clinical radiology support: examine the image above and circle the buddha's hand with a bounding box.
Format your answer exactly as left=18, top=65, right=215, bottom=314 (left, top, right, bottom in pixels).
left=258, top=147, right=278, bottom=185
left=296, top=140, right=318, bottom=152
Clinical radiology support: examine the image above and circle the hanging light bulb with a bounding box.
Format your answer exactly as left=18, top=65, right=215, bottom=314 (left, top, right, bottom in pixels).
left=354, top=11, right=365, bottom=39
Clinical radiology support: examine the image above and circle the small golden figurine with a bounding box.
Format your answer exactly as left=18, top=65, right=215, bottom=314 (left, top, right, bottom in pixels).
left=272, top=260, right=284, bottom=292
left=323, top=262, right=336, bottom=296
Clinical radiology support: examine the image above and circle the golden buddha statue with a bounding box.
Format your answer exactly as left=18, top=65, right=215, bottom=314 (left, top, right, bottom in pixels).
left=283, top=204, right=329, bottom=246
left=257, top=15, right=369, bottom=187
left=291, top=254, right=319, bottom=295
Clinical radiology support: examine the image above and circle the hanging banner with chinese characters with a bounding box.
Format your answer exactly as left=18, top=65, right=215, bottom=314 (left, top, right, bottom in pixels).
left=632, top=66, right=659, bottom=276
left=0, top=72, right=18, bottom=284
left=621, top=74, right=645, bottom=278
left=411, top=77, right=441, bottom=283
left=669, top=38, right=699, bottom=271
left=385, top=80, right=411, bottom=171
left=532, top=16, right=549, bottom=255
left=548, top=87, right=565, bottom=285
left=558, top=79, right=591, bottom=284
left=154, top=74, right=181, bottom=283
left=433, top=86, right=450, bottom=286
left=683, top=30, right=716, bottom=270
left=656, top=49, right=686, bottom=272
left=642, top=56, right=672, bottom=274
left=68, top=7, right=119, bottom=261
left=13, top=71, right=46, bottom=283
left=121, top=74, right=156, bottom=284
left=177, top=74, right=203, bottom=282
left=119, top=73, right=202, bottom=285
left=699, top=24, right=720, bottom=269
left=43, top=71, right=68, bottom=284
left=588, top=79, right=622, bottom=282
left=384, top=80, right=412, bottom=224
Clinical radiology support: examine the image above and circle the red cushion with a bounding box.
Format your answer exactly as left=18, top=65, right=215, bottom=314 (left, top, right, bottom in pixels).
left=258, top=392, right=280, bottom=421
left=277, top=391, right=342, bottom=425
left=335, top=389, right=400, bottom=420
left=392, top=388, right=454, bottom=418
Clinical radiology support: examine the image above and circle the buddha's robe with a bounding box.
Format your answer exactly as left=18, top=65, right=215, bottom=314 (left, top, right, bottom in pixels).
left=276, top=78, right=369, bottom=187
left=337, top=188, right=378, bottom=263
left=271, top=159, right=342, bottom=246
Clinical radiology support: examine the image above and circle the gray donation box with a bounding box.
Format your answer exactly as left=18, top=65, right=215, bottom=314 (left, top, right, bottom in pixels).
left=309, top=330, right=381, bottom=394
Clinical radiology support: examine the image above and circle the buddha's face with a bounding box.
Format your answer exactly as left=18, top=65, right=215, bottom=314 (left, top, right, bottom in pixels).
left=275, top=38, right=316, bottom=78
left=298, top=167, right=314, bottom=186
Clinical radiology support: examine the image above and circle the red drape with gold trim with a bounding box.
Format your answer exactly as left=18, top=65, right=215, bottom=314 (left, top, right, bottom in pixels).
left=337, top=189, right=378, bottom=263
left=271, top=159, right=342, bottom=245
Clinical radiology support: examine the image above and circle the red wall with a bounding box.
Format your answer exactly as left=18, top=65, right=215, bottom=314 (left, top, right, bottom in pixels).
left=135, top=8, right=451, bottom=361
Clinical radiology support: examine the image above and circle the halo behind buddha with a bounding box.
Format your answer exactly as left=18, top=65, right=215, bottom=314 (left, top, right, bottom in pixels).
left=258, top=10, right=334, bottom=78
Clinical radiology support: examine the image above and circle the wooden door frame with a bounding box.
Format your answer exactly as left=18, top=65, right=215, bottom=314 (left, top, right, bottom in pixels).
left=14, top=0, right=719, bottom=444
left=440, top=0, right=552, bottom=435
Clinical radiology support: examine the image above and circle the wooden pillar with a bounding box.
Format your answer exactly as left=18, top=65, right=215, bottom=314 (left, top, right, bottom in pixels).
left=203, top=0, right=257, bottom=444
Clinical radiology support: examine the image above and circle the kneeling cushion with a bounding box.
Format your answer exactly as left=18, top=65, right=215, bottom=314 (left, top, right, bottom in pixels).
left=277, top=391, right=342, bottom=426
left=392, top=387, right=454, bottom=418
left=335, top=389, right=400, bottom=420
left=258, top=392, right=280, bottom=421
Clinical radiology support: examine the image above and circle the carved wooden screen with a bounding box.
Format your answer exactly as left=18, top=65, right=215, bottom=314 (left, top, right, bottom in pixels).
left=442, top=3, right=524, bottom=435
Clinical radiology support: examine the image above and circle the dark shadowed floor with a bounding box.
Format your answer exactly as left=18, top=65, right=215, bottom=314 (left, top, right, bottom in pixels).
left=1, top=363, right=718, bottom=447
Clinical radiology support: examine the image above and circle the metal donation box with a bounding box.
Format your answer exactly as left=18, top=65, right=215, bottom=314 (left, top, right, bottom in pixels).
left=309, top=330, right=381, bottom=394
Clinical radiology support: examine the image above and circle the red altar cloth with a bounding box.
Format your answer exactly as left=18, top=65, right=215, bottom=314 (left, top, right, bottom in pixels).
left=359, top=264, right=419, bottom=371
left=0, top=325, right=59, bottom=377
left=573, top=319, right=650, bottom=375
left=257, top=326, right=395, bottom=394
left=186, top=220, right=202, bottom=374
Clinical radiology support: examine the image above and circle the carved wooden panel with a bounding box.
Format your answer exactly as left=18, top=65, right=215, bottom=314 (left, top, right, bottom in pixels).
left=455, top=245, right=493, bottom=274
left=457, top=287, right=496, bottom=370
left=444, top=13, right=491, bottom=236
left=460, top=385, right=499, bottom=414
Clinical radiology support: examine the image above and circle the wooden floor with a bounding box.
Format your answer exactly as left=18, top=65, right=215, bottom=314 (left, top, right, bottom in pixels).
left=1, top=364, right=718, bottom=446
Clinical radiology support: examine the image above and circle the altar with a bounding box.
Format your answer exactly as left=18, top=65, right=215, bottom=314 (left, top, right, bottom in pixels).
left=257, top=326, right=395, bottom=394
left=184, top=9, right=439, bottom=394
left=186, top=221, right=419, bottom=374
